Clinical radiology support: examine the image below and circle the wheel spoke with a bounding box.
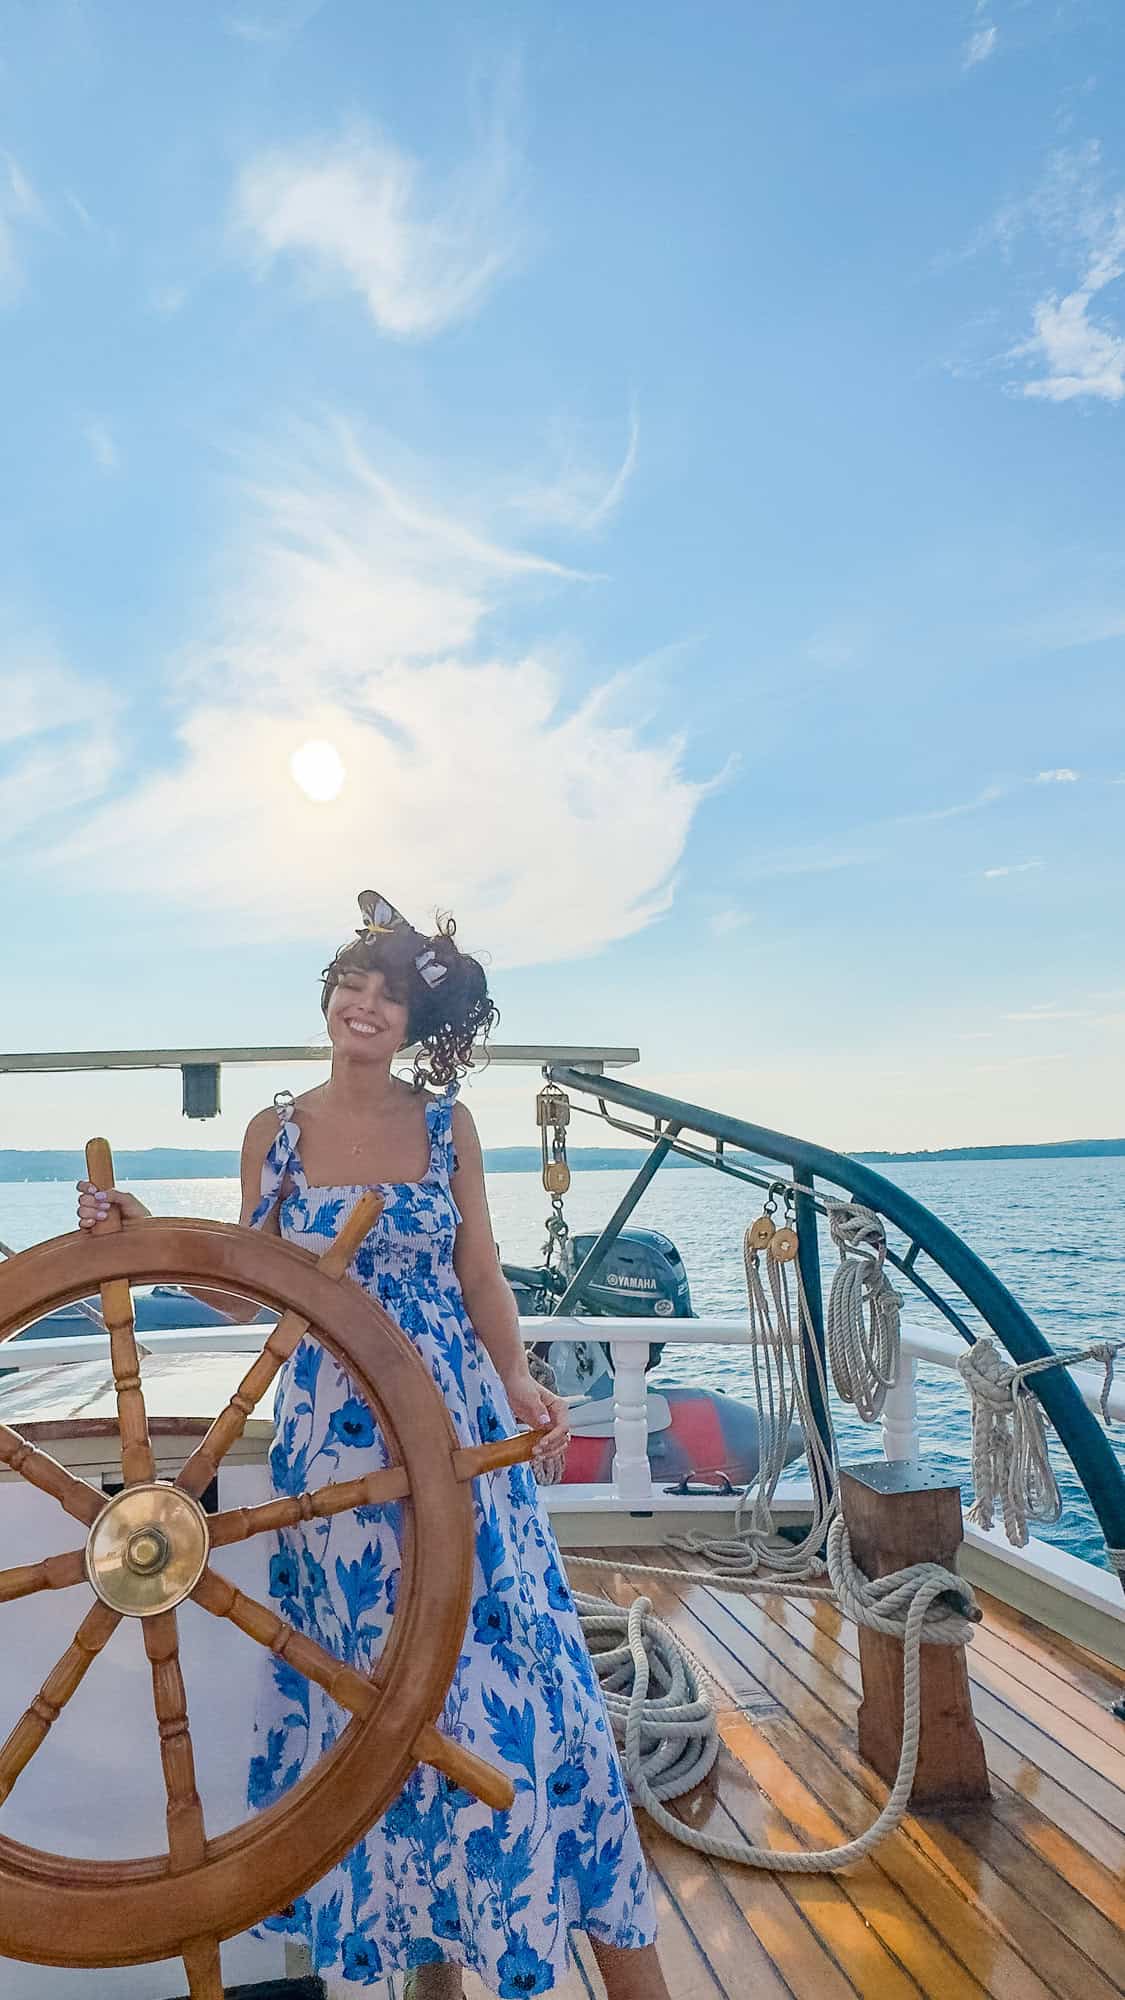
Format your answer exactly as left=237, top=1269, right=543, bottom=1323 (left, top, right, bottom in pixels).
left=453, top=1432, right=539, bottom=1482
left=86, top=1138, right=155, bottom=1487
left=208, top=1463, right=410, bottom=1548
left=143, top=1609, right=208, bottom=1871
left=414, top=1723, right=516, bottom=1810
left=192, top=1567, right=378, bottom=1718
left=0, top=1547, right=87, bottom=1605
left=182, top=1936, right=224, bottom=1999
left=192, top=1570, right=515, bottom=1811
left=0, top=1600, right=119, bottom=1807
left=177, top=1190, right=385, bottom=1500
left=0, top=1422, right=104, bottom=1527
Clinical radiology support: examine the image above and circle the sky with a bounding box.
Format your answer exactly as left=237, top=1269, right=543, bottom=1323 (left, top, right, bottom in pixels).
left=2, top=0, right=1124, bottom=1156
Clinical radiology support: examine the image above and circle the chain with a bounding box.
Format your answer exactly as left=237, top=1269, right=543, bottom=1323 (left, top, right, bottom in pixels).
left=537, top=1084, right=572, bottom=1282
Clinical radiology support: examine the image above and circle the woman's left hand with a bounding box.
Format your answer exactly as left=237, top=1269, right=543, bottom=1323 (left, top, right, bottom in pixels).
left=504, top=1368, right=571, bottom=1462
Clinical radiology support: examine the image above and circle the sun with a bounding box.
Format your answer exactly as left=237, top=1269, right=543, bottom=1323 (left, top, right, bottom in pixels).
left=290, top=739, right=346, bottom=802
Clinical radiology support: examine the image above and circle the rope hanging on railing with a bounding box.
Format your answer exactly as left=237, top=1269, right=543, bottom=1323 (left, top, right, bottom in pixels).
left=957, top=1334, right=1123, bottom=1548
left=824, top=1202, right=902, bottom=1423
left=572, top=1516, right=978, bottom=1871
left=662, top=1194, right=837, bottom=1583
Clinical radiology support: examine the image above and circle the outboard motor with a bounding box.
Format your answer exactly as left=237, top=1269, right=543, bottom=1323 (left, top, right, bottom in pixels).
left=519, top=1229, right=692, bottom=1393
left=568, top=1228, right=692, bottom=1325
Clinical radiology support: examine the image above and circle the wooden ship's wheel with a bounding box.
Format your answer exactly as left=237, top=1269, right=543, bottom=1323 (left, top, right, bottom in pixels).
left=0, top=1142, right=537, bottom=1999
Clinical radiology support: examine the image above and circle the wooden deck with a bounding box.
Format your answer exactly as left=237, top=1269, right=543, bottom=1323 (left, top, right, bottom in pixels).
left=490, top=1546, right=1125, bottom=2000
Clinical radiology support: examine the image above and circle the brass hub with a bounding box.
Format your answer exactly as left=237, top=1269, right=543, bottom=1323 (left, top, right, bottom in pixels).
left=85, top=1483, right=210, bottom=1618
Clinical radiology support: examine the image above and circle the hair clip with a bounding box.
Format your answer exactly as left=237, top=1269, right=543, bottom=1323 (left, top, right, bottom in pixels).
left=413, top=947, right=448, bottom=990
left=356, top=889, right=449, bottom=988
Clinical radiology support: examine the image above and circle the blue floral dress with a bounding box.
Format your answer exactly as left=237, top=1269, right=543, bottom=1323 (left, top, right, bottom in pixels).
left=245, top=1085, right=655, bottom=1994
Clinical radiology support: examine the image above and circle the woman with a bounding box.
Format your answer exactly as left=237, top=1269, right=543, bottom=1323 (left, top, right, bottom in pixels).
left=79, top=891, right=669, bottom=2000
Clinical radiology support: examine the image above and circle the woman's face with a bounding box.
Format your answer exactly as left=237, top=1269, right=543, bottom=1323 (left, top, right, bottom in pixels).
left=326, top=965, right=410, bottom=1063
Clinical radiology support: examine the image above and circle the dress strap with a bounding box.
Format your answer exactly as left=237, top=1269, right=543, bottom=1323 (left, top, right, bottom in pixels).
left=425, top=1081, right=461, bottom=1182
left=248, top=1090, right=307, bottom=1228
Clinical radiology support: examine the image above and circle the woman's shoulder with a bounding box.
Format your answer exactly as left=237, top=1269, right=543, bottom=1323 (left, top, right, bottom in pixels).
left=243, top=1091, right=300, bottom=1159
left=449, top=1096, right=480, bottom=1159
left=243, top=1104, right=283, bottom=1154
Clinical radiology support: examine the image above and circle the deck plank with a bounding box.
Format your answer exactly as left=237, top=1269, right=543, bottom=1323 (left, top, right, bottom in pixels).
left=571, top=1548, right=1125, bottom=2000
left=680, top=1573, right=1125, bottom=1984
left=643, top=1823, right=793, bottom=1999
left=811, top=1598, right=1125, bottom=1810
left=578, top=1558, right=860, bottom=1999
left=776, top=1589, right=1125, bottom=1880
left=587, top=1559, right=1059, bottom=2000
left=971, top=1589, right=1125, bottom=1710
left=582, top=1558, right=955, bottom=1997
left=967, top=1616, right=1125, bottom=1759
left=774, top=1590, right=1125, bottom=1914
left=726, top=1576, right=1125, bottom=1864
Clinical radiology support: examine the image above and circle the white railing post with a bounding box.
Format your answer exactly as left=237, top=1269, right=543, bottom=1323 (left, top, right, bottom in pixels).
left=881, top=1355, right=919, bottom=1463
left=608, top=1340, right=654, bottom=1507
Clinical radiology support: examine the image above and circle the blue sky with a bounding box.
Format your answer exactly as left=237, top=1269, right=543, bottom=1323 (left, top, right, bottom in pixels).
left=2, top=0, right=1124, bottom=1154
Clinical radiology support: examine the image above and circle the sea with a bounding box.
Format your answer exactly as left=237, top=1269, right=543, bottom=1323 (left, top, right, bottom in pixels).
left=2, top=1157, right=1123, bottom=1569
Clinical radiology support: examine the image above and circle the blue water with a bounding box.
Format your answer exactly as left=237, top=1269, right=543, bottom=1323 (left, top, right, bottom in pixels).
left=3, top=1157, right=1123, bottom=1567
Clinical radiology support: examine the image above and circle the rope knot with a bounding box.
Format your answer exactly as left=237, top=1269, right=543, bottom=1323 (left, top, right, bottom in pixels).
left=826, top=1518, right=979, bottom=1646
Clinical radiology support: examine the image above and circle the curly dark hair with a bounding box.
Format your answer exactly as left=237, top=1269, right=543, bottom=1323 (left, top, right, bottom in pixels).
left=321, top=910, right=498, bottom=1089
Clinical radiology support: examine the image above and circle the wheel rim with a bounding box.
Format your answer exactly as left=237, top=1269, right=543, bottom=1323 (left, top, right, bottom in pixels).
left=0, top=1217, right=486, bottom=1975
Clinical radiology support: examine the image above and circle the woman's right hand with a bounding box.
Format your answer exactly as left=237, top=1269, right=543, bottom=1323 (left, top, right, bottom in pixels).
left=76, top=1181, right=152, bottom=1230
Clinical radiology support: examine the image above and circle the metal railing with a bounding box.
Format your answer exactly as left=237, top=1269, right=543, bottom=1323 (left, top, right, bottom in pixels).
left=546, top=1065, right=1125, bottom=1569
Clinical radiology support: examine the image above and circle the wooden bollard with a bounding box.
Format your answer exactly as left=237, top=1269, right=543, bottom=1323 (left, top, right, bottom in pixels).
left=840, top=1460, right=990, bottom=1807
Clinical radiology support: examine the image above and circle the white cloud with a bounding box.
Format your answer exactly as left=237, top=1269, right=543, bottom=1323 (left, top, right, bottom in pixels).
left=1005, top=145, right=1125, bottom=402
left=710, top=909, right=752, bottom=937
left=963, top=24, right=999, bottom=69
left=805, top=620, right=872, bottom=672
left=0, top=653, right=117, bottom=842
left=898, top=784, right=1006, bottom=825
left=983, top=858, right=1042, bottom=878
left=226, top=0, right=327, bottom=42
left=0, top=154, right=43, bottom=303
left=48, top=426, right=704, bottom=966
left=84, top=419, right=118, bottom=473
left=1019, top=287, right=1125, bottom=402
left=510, top=407, right=640, bottom=535
left=1036, top=767, right=1080, bottom=782
left=972, top=1051, right=1067, bottom=1074
left=753, top=845, right=882, bottom=879
left=149, top=282, right=188, bottom=317
left=1004, top=1004, right=1086, bottom=1021
left=232, top=116, right=520, bottom=338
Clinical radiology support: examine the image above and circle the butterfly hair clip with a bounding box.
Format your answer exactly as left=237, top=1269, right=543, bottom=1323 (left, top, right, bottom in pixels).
left=356, top=890, right=449, bottom=989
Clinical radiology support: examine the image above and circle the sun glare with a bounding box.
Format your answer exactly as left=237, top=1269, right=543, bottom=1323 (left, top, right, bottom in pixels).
left=290, top=738, right=346, bottom=802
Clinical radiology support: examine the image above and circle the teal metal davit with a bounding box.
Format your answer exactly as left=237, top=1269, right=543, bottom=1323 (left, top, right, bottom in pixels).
left=545, top=1065, right=1125, bottom=1581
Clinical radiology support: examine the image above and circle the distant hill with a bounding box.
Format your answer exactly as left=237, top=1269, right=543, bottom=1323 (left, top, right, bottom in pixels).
left=856, top=1139, right=1125, bottom=1165
left=1, top=1138, right=1122, bottom=1182
left=0, top=1145, right=720, bottom=1183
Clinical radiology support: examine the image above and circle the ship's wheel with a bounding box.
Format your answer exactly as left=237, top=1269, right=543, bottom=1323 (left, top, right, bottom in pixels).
left=0, top=1141, right=537, bottom=1999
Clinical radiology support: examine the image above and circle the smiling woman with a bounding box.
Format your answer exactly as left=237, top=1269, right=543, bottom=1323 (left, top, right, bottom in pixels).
left=74, top=888, right=669, bottom=2000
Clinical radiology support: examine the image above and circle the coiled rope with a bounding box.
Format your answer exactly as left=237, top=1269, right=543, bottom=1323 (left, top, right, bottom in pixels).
left=824, top=1202, right=902, bottom=1423
left=564, top=1201, right=1120, bottom=1870
left=957, top=1334, right=1122, bottom=1547
left=572, top=1515, right=978, bottom=1870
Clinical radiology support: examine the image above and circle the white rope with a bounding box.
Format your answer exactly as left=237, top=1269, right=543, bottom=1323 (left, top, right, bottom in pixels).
left=957, top=1334, right=1123, bottom=1548
left=824, top=1203, right=902, bottom=1423
left=664, top=1226, right=838, bottom=1585
left=574, top=1516, right=978, bottom=1871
